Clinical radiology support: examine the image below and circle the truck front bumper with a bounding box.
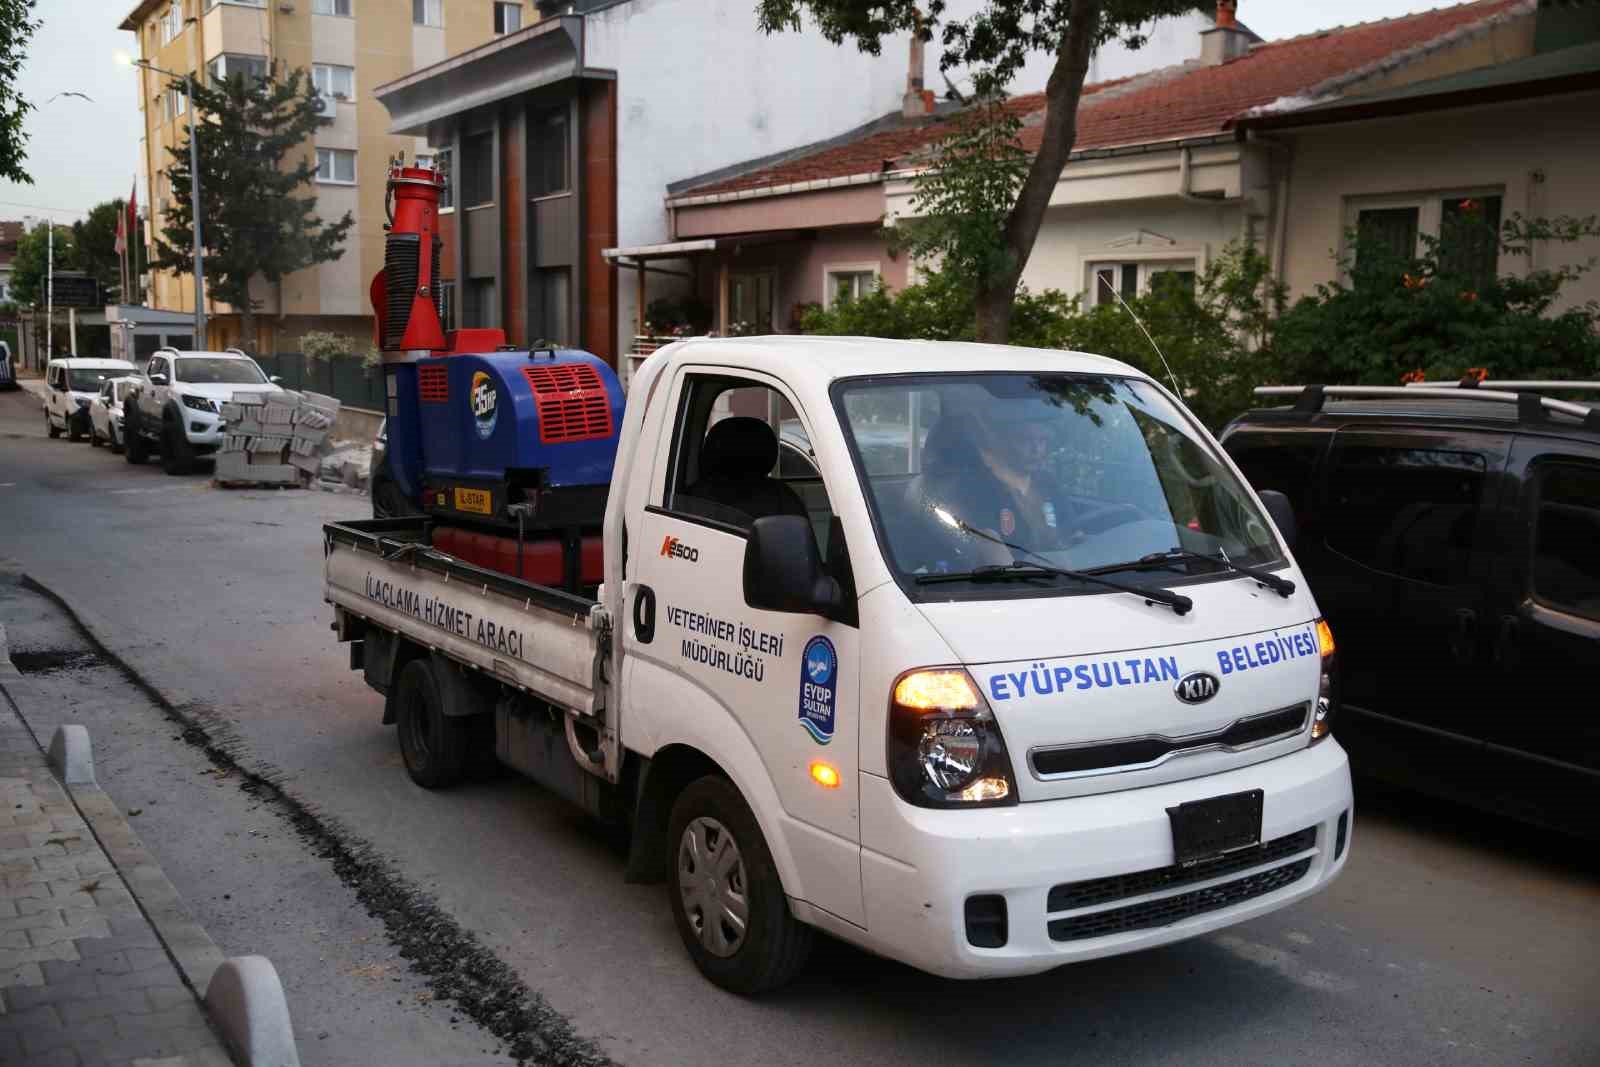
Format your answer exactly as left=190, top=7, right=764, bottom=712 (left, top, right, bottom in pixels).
left=854, top=739, right=1352, bottom=979
left=181, top=409, right=226, bottom=450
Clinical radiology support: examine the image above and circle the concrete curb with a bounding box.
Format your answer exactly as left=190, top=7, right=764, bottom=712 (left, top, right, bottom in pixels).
left=206, top=956, right=303, bottom=1067
left=47, top=723, right=95, bottom=784
left=0, top=609, right=301, bottom=1065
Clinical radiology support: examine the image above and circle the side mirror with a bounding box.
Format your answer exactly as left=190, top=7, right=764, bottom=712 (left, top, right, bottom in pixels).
left=270, top=375, right=283, bottom=384
left=743, top=515, right=840, bottom=615
left=149, top=372, right=168, bottom=385
left=1257, top=490, right=1297, bottom=551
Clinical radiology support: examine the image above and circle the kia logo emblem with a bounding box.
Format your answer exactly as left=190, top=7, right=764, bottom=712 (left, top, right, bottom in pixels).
left=1175, top=671, right=1220, bottom=705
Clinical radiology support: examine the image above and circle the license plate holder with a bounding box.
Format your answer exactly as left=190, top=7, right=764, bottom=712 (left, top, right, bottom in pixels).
left=453, top=487, right=493, bottom=515
left=1167, top=789, right=1263, bottom=867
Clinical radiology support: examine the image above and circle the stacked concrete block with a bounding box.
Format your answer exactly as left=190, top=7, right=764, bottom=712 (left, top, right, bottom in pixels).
left=213, top=388, right=342, bottom=489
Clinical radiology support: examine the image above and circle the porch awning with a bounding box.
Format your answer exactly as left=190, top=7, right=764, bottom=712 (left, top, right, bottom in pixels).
left=374, top=16, right=585, bottom=138
left=602, top=231, right=809, bottom=265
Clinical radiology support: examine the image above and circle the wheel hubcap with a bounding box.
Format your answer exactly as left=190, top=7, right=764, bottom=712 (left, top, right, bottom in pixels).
left=677, top=816, right=749, bottom=958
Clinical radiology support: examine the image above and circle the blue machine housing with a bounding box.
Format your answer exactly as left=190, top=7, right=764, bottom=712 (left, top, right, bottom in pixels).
left=417, top=349, right=623, bottom=490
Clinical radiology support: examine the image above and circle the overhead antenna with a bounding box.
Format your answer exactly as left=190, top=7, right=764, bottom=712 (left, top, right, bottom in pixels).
left=1105, top=283, right=1185, bottom=398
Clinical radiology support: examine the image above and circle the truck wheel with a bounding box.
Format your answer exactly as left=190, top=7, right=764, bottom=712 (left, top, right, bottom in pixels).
left=667, top=776, right=813, bottom=994
left=394, top=659, right=469, bottom=789
left=125, top=410, right=148, bottom=464
left=46, top=411, right=60, bottom=438
left=162, top=416, right=195, bottom=475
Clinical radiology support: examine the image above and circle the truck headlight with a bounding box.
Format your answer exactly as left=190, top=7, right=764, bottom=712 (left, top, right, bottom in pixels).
left=181, top=394, right=216, bottom=413
left=1312, top=618, right=1338, bottom=742
left=888, top=668, right=1017, bottom=808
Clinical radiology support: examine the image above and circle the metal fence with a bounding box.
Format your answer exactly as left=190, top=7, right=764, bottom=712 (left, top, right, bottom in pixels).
left=254, top=352, right=385, bottom=412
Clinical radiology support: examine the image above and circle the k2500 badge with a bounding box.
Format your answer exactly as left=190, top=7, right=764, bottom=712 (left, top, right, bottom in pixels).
left=660, top=535, right=699, bottom=562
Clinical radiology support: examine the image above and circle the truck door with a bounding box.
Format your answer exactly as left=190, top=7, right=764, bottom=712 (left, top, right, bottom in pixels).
left=1483, top=435, right=1600, bottom=821
left=630, top=367, right=863, bottom=926
left=1314, top=428, right=1509, bottom=757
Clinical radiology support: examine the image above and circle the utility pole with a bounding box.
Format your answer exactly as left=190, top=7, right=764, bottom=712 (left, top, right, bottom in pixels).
left=124, top=57, right=205, bottom=347
left=46, top=224, right=52, bottom=358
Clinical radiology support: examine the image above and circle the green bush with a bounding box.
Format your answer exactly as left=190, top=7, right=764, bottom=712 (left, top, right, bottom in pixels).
left=1274, top=206, right=1600, bottom=383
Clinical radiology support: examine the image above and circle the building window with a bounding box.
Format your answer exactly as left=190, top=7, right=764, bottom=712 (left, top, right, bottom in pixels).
left=311, top=0, right=352, bottom=14
left=825, top=267, right=877, bottom=307
left=421, top=147, right=453, bottom=209
left=312, top=63, right=355, bottom=101
left=460, top=132, right=493, bottom=208
left=728, top=272, right=774, bottom=333
left=494, top=2, right=523, bottom=34
left=208, top=54, right=269, bottom=87
left=529, top=109, right=568, bottom=197
left=463, top=278, right=497, bottom=328
left=165, top=87, right=188, bottom=122
left=160, top=5, right=184, bottom=44
left=536, top=268, right=570, bottom=345
left=316, top=148, right=356, bottom=185
left=1087, top=260, right=1195, bottom=306
left=1347, top=191, right=1504, bottom=285
left=412, top=0, right=443, bottom=27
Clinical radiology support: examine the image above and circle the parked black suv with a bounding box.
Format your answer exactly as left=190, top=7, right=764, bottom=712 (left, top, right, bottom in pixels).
left=1221, top=382, right=1600, bottom=838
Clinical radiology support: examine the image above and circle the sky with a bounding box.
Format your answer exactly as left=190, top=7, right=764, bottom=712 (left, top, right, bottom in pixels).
left=0, top=0, right=1494, bottom=226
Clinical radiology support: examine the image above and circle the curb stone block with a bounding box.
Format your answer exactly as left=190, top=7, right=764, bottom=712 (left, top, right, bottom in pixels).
left=204, top=956, right=300, bottom=1067
left=46, top=726, right=94, bottom=786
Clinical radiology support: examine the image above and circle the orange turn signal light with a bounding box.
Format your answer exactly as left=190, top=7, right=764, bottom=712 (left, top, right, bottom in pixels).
left=809, top=761, right=841, bottom=789
left=1315, top=618, right=1336, bottom=658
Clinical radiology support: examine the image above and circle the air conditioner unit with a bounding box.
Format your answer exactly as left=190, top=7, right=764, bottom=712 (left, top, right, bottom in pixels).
left=315, top=93, right=336, bottom=120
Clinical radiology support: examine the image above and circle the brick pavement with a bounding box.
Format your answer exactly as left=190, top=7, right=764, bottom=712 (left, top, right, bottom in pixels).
left=0, top=700, right=232, bottom=1066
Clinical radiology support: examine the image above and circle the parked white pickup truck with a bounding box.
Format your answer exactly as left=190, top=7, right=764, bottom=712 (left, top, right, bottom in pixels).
left=125, top=347, right=281, bottom=474
left=325, top=337, right=1352, bottom=992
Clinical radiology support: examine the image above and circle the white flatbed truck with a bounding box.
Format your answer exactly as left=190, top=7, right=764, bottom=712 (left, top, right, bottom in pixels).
left=325, top=337, right=1353, bottom=992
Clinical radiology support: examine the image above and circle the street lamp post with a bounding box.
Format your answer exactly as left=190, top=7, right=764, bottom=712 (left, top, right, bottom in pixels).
left=126, top=57, right=205, bottom=349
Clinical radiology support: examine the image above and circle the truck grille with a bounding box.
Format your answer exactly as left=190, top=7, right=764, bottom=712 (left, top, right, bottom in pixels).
left=1030, top=703, right=1308, bottom=778
left=1048, top=827, right=1315, bottom=912
left=1048, top=857, right=1312, bottom=941
left=383, top=233, right=421, bottom=350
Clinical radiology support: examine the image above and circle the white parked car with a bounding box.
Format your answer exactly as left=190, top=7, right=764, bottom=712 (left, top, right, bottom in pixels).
left=0, top=340, right=16, bottom=390
left=125, top=348, right=282, bottom=475
left=88, top=375, right=140, bottom=453
left=44, top=357, right=137, bottom=441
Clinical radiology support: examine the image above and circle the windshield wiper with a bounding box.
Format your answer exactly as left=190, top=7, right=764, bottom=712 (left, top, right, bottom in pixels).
left=916, top=564, right=1062, bottom=585
left=924, top=508, right=1192, bottom=615
left=1092, top=549, right=1295, bottom=598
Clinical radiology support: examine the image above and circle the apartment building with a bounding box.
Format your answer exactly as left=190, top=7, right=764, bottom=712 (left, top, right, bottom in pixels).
left=118, top=0, right=533, bottom=353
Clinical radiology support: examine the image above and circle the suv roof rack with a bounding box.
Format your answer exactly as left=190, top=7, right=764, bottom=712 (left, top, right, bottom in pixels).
left=1402, top=379, right=1600, bottom=393
left=223, top=347, right=248, bottom=357
left=153, top=345, right=182, bottom=357
left=1254, top=384, right=1600, bottom=431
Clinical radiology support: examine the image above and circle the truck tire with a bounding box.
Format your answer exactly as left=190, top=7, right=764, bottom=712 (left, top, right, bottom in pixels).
left=666, top=775, right=813, bottom=994
left=395, top=659, right=469, bottom=789
left=46, top=411, right=60, bottom=439
left=162, top=413, right=196, bottom=475
left=125, top=409, right=149, bottom=464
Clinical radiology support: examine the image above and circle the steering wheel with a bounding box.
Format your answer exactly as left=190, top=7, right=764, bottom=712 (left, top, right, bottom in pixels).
left=1164, top=435, right=1217, bottom=490
left=1073, top=500, right=1147, bottom=536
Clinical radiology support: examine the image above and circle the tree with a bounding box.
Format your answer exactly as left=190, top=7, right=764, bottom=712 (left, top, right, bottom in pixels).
left=758, top=0, right=1202, bottom=341
left=0, top=0, right=40, bottom=184
left=8, top=221, right=76, bottom=308
left=72, top=201, right=128, bottom=299
left=150, top=67, right=354, bottom=351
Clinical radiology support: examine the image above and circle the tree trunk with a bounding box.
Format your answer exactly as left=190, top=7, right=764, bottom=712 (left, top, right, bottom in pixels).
left=974, top=0, right=1101, bottom=343
left=238, top=291, right=256, bottom=355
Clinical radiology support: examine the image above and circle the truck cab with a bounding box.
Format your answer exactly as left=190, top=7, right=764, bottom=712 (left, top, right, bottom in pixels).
left=328, top=336, right=1353, bottom=992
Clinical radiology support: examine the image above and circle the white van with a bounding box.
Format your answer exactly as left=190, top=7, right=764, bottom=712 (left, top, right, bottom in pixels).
left=325, top=337, right=1353, bottom=992
left=44, top=357, right=138, bottom=441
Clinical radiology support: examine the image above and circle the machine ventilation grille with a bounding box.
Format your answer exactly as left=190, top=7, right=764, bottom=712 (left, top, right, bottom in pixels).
left=523, top=364, right=614, bottom=443
left=418, top=364, right=449, bottom=403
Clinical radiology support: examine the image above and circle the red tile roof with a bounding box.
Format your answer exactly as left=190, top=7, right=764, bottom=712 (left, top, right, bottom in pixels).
left=677, top=0, right=1525, bottom=199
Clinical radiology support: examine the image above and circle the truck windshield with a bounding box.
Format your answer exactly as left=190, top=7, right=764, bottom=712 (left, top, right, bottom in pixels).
left=174, top=358, right=267, bottom=384
left=69, top=368, right=121, bottom=391
left=834, top=373, right=1281, bottom=595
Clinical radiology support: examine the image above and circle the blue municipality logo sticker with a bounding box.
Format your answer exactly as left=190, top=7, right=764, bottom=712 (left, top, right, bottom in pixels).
left=798, top=635, right=837, bottom=745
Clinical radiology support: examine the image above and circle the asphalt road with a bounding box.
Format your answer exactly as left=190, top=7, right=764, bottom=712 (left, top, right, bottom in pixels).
left=2, top=383, right=1598, bottom=1066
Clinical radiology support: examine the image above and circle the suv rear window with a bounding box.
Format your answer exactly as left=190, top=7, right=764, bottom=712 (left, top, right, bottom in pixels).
left=1325, top=445, right=1487, bottom=585
left=1532, top=463, right=1600, bottom=620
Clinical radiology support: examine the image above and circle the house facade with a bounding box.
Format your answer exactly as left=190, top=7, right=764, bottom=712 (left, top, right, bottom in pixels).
left=661, top=0, right=1547, bottom=336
